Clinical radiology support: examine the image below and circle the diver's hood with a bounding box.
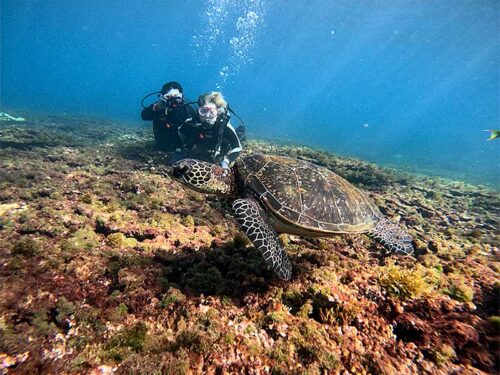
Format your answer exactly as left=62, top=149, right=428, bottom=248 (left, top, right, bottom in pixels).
left=163, top=88, right=182, bottom=98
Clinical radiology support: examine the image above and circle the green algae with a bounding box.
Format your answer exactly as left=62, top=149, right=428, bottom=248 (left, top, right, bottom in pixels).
left=108, top=303, right=129, bottom=322
left=12, top=237, right=40, bottom=256
left=180, top=214, right=195, bottom=227
left=269, top=339, right=293, bottom=367
left=159, top=287, right=186, bottom=309
left=428, top=344, right=457, bottom=365
left=61, top=228, right=100, bottom=252
left=104, top=322, right=149, bottom=361
left=170, top=329, right=211, bottom=354
left=378, top=262, right=435, bottom=300
left=443, top=275, right=474, bottom=302
left=184, top=265, right=224, bottom=295
left=209, top=224, right=225, bottom=236
left=266, top=309, right=288, bottom=324
left=489, top=316, right=500, bottom=330
left=107, top=232, right=138, bottom=248
left=55, top=296, right=76, bottom=325
left=316, top=298, right=359, bottom=326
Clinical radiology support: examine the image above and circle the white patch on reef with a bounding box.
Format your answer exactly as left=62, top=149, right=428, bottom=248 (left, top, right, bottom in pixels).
left=0, top=112, right=25, bottom=122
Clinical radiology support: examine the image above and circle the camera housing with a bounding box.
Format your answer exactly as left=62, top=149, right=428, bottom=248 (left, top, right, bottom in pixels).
left=166, top=96, right=183, bottom=109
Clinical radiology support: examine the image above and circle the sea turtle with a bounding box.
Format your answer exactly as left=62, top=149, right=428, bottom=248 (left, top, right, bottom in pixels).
left=172, top=154, right=414, bottom=280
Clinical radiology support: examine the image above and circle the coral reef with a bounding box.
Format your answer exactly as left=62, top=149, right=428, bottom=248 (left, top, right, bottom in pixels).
left=0, top=112, right=498, bottom=374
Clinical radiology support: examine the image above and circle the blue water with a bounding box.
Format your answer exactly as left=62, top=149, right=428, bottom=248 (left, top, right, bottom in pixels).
left=2, top=0, right=499, bottom=187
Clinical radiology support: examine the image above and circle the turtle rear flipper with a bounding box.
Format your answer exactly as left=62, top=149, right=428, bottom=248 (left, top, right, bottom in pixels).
left=370, top=218, right=414, bottom=255
left=232, top=198, right=292, bottom=280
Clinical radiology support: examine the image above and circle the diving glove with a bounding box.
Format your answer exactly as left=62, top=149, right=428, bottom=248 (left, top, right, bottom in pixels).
left=220, top=160, right=230, bottom=169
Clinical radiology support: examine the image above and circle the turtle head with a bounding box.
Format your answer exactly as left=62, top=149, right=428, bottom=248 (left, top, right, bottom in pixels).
left=172, top=159, right=233, bottom=196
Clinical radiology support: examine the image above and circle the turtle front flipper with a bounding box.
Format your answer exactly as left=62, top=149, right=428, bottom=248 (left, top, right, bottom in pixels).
left=369, top=218, right=414, bottom=255
left=232, top=198, right=292, bottom=280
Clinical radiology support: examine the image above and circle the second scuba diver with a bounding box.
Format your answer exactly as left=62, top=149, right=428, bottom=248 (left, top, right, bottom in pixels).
left=178, top=91, right=243, bottom=169
left=141, top=81, right=196, bottom=161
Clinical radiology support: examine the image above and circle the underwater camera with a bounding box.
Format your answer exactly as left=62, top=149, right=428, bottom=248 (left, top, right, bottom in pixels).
left=163, top=96, right=184, bottom=109
left=141, top=91, right=186, bottom=110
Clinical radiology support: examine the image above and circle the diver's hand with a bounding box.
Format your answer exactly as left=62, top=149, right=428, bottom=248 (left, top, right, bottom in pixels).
left=220, top=159, right=229, bottom=170
left=153, top=100, right=166, bottom=112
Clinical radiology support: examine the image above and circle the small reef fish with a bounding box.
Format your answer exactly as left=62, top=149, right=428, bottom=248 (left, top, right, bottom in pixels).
left=484, top=130, right=500, bottom=141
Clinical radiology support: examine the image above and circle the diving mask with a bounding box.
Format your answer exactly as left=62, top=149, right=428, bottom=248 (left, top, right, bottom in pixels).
left=198, top=104, right=218, bottom=125
left=198, top=104, right=218, bottom=118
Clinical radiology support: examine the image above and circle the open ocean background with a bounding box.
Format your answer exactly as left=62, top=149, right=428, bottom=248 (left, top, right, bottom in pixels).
left=1, top=0, right=499, bottom=188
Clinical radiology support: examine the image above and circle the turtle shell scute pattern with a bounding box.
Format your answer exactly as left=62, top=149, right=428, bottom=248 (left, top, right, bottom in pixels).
left=238, top=154, right=382, bottom=234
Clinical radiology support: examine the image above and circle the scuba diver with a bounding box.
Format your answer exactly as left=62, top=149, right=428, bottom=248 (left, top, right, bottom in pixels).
left=178, top=91, right=243, bottom=169
left=141, top=81, right=196, bottom=159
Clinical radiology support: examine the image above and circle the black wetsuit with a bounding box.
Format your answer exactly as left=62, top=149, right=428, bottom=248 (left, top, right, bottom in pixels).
left=141, top=103, right=196, bottom=151
left=178, top=112, right=242, bottom=165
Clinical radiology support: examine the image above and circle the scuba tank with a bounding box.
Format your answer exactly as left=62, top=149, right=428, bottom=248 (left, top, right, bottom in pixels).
left=227, top=106, right=246, bottom=141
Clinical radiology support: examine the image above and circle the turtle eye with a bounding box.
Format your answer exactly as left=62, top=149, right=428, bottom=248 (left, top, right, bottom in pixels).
left=172, top=163, right=190, bottom=178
